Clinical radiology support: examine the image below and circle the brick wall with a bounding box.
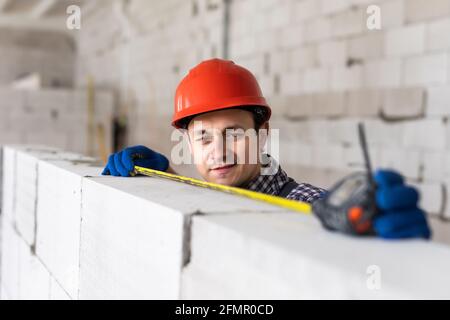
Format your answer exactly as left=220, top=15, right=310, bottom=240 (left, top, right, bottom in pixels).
left=2, top=145, right=450, bottom=299
left=0, top=28, right=75, bottom=88
left=76, top=0, right=450, bottom=221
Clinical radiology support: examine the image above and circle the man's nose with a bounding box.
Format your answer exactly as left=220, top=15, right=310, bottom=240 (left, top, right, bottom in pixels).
left=211, top=134, right=233, bottom=163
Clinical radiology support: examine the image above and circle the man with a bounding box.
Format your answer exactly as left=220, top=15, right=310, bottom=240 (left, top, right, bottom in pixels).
left=102, top=59, right=431, bottom=239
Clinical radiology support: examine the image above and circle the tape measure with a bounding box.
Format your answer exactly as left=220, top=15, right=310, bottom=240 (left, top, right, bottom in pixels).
left=133, top=166, right=312, bottom=214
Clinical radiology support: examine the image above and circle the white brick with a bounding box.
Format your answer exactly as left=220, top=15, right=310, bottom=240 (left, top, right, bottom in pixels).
left=327, top=119, right=361, bottom=145
left=35, top=160, right=102, bottom=299
left=0, top=223, right=20, bottom=299
left=268, top=4, right=291, bottom=29
left=14, top=150, right=39, bottom=245
left=348, top=32, right=383, bottom=60
left=385, top=24, right=425, bottom=57
left=364, top=120, right=404, bottom=148
left=279, top=24, right=304, bottom=49
left=343, top=144, right=381, bottom=171
left=79, top=175, right=286, bottom=299
left=292, top=0, right=320, bottom=22
left=312, top=92, right=346, bottom=117
left=364, top=59, right=402, bottom=87
left=7, top=146, right=93, bottom=247
left=379, top=148, right=421, bottom=179
left=318, top=40, right=347, bottom=67
left=379, top=0, right=405, bottom=29
left=404, top=53, right=448, bottom=86
left=284, top=94, right=314, bottom=119
left=346, top=88, right=382, bottom=116
left=445, top=181, right=450, bottom=218
left=304, top=17, right=331, bottom=43
left=320, top=0, right=351, bottom=15
left=410, top=182, right=443, bottom=216
left=406, top=0, right=450, bottom=23
left=1, top=146, right=16, bottom=223
left=18, top=238, right=51, bottom=300
left=280, top=73, right=302, bottom=95
left=427, top=86, right=450, bottom=116
left=330, top=7, right=365, bottom=37
left=331, top=65, right=363, bottom=91
left=301, top=68, right=330, bottom=93
left=423, top=152, right=450, bottom=181
left=302, top=119, right=330, bottom=143
left=402, top=119, right=447, bottom=150
left=270, top=51, right=290, bottom=75
left=311, top=144, right=345, bottom=169
left=427, top=18, right=450, bottom=51
left=382, top=87, right=425, bottom=118
left=182, top=213, right=450, bottom=299
left=289, top=45, right=317, bottom=70
left=49, top=277, right=71, bottom=300
left=429, top=217, right=450, bottom=243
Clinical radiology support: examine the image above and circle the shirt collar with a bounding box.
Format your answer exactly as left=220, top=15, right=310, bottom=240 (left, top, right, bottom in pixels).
left=242, top=155, right=290, bottom=195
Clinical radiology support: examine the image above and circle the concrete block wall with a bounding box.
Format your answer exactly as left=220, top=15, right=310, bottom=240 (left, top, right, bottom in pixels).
left=0, top=87, right=115, bottom=244
left=0, top=87, right=114, bottom=156
left=0, top=28, right=75, bottom=88
left=2, top=145, right=450, bottom=299
left=75, top=0, right=450, bottom=227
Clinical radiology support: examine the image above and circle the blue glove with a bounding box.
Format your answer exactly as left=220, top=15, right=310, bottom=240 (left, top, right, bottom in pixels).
left=373, top=169, right=431, bottom=239
left=102, top=145, right=169, bottom=177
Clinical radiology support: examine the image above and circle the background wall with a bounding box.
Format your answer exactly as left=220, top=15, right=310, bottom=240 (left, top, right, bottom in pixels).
left=0, top=28, right=75, bottom=88
left=76, top=0, right=450, bottom=223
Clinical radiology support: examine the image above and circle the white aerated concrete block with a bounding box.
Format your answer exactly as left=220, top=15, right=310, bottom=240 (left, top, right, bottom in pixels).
left=406, top=0, right=450, bottom=23
left=404, top=53, right=448, bottom=86
left=35, top=159, right=103, bottom=299
left=427, top=18, right=450, bottom=51
left=364, top=60, right=402, bottom=88
left=49, top=277, right=71, bottom=300
left=1, top=285, right=10, bottom=300
left=182, top=213, right=450, bottom=299
left=14, top=150, right=39, bottom=245
left=1, top=146, right=16, bottom=222
left=18, top=237, right=51, bottom=300
left=410, top=182, right=443, bottom=217
left=0, top=223, right=20, bottom=299
left=12, top=146, right=89, bottom=247
left=79, top=175, right=286, bottom=300
left=402, top=119, right=447, bottom=150
left=346, top=89, right=382, bottom=116
left=385, top=24, right=425, bottom=57
left=79, top=179, right=184, bottom=300
left=427, top=86, right=450, bottom=116
left=382, top=87, right=425, bottom=118
left=423, top=151, right=450, bottom=181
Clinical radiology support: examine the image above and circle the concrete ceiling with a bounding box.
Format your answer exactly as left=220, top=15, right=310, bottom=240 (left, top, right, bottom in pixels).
left=0, top=0, right=87, bottom=33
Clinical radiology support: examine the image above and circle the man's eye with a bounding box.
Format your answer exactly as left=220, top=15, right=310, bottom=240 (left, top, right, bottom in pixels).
left=226, top=132, right=244, bottom=139
left=196, top=136, right=212, bottom=143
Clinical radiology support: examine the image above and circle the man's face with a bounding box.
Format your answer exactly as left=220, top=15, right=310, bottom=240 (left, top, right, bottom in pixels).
left=187, top=108, right=267, bottom=187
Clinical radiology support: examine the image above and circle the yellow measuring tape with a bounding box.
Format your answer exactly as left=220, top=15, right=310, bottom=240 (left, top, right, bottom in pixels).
left=134, top=166, right=312, bottom=214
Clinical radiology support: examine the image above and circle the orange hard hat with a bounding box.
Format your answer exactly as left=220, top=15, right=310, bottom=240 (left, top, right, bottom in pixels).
left=172, top=58, right=271, bottom=128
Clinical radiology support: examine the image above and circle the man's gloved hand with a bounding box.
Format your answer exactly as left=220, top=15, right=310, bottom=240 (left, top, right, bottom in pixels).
left=373, top=169, right=431, bottom=239
left=102, top=145, right=169, bottom=177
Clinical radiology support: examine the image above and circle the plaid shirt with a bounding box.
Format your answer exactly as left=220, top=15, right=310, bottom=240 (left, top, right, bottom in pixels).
left=243, top=157, right=327, bottom=204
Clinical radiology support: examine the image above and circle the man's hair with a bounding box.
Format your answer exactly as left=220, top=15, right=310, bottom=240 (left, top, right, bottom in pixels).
left=179, top=105, right=269, bottom=130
